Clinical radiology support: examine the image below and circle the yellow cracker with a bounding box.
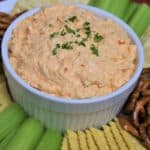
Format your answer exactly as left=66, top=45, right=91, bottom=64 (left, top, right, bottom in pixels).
left=85, top=130, right=98, bottom=150
left=67, top=130, right=80, bottom=150
left=115, top=119, right=146, bottom=150
left=102, top=125, right=119, bottom=150
left=12, top=0, right=89, bottom=15
left=77, top=131, right=88, bottom=150
left=0, top=82, right=12, bottom=112
left=61, top=134, right=69, bottom=150
left=109, top=121, right=128, bottom=150
left=90, top=128, right=109, bottom=150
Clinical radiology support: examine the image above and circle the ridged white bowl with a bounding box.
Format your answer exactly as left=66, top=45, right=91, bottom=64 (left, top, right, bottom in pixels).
left=1, top=4, right=144, bottom=131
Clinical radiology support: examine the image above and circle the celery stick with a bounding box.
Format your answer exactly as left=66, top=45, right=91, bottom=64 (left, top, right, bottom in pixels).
left=0, top=127, right=18, bottom=150
left=94, top=0, right=112, bottom=10
left=88, top=0, right=97, bottom=6
left=124, top=2, right=139, bottom=22
left=108, top=0, right=130, bottom=18
left=0, top=103, right=27, bottom=141
left=129, top=4, right=150, bottom=37
left=36, top=128, right=62, bottom=150
left=5, top=118, right=44, bottom=150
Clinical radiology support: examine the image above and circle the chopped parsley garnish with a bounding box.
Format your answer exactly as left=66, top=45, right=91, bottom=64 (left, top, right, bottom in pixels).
left=52, top=48, right=57, bottom=55
left=82, top=37, right=87, bottom=42
left=65, top=25, right=76, bottom=35
left=52, top=44, right=60, bottom=55
left=62, top=42, right=73, bottom=50
left=56, top=43, right=60, bottom=48
left=83, top=21, right=91, bottom=40
left=94, top=33, right=104, bottom=42
left=76, top=28, right=80, bottom=32
left=85, top=31, right=91, bottom=37
left=50, top=18, right=103, bottom=56
left=76, top=34, right=81, bottom=37
left=90, top=44, right=99, bottom=56
left=83, top=21, right=90, bottom=28
left=60, top=29, right=66, bottom=36
left=68, top=16, right=77, bottom=22
left=74, top=40, right=79, bottom=44
left=50, top=32, right=58, bottom=38
left=79, top=41, right=86, bottom=47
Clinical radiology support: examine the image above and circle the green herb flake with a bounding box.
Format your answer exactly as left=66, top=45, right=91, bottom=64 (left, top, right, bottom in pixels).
left=52, top=44, right=60, bottom=55
left=76, top=34, right=81, bottom=37
left=79, top=41, right=86, bottom=47
left=52, top=48, right=57, bottom=55
left=74, top=40, right=79, bottom=44
left=85, top=31, right=91, bottom=38
left=60, top=30, right=66, bottom=36
left=68, top=16, right=77, bottom=22
left=76, top=29, right=80, bottom=32
left=56, top=43, right=60, bottom=48
left=83, top=21, right=91, bottom=39
left=94, top=33, right=104, bottom=42
left=83, top=21, right=90, bottom=28
left=50, top=32, right=58, bottom=38
left=90, top=44, right=99, bottom=56
left=65, top=25, right=76, bottom=35
left=62, top=42, right=73, bottom=50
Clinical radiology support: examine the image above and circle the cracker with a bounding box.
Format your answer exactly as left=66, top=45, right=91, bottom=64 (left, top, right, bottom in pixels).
left=0, top=82, right=12, bottom=112
left=67, top=130, right=80, bottom=150
left=12, top=0, right=89, bottom=15
left=85, top=130, right=98, bottom=150
left=61, top=134, right=69, bottom=150
left=102, top=125, right=119, bottom=150
left=115, top=119, right=146, bottom=150
left=77, top=131, right=88, bottom=150
left=90, top=128, right=109, bottom=150
left=109, top=121, right=128, bottom=150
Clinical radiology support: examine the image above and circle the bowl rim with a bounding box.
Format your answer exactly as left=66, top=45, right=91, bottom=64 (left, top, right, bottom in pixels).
left=1, top=4, right=144, bottom=105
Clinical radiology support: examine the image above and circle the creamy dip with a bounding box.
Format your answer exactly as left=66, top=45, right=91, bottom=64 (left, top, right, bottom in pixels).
left=9, top=5, right=137, bottom=99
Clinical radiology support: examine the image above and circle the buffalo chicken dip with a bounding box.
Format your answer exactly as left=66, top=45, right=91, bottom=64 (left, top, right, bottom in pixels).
left=9, top=5, right=137, bottom=99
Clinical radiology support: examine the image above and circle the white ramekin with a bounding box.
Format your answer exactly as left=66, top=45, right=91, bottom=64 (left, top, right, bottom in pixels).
left=1, top=4, right=144, bottom=131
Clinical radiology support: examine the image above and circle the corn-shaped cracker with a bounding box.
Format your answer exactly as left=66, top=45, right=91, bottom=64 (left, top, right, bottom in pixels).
left=90, top=128, right=109, bottom=150
left=67, top=130, right=80, bottom=150
left=102, top=125, right=119, bottom=150
left=85, top=130, right=98, bottom=150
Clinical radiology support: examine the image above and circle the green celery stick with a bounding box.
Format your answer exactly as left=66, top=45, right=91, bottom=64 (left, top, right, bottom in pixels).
left=0, top=103, right=27, bottom=142
left=124, top=2, right=139, bottom=22
left=88, top=0, right=97, bottom=6
left=129, top=4, right=150, bottom=37
left=95, top=0, right=112, bottom=10
left=0, top=127, right=18, bottom=150
left=36, top=128, right=62, bottom=150
left=5, top=118, right=44, bottom=150
left=108, top=0, right=130, bottom=18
